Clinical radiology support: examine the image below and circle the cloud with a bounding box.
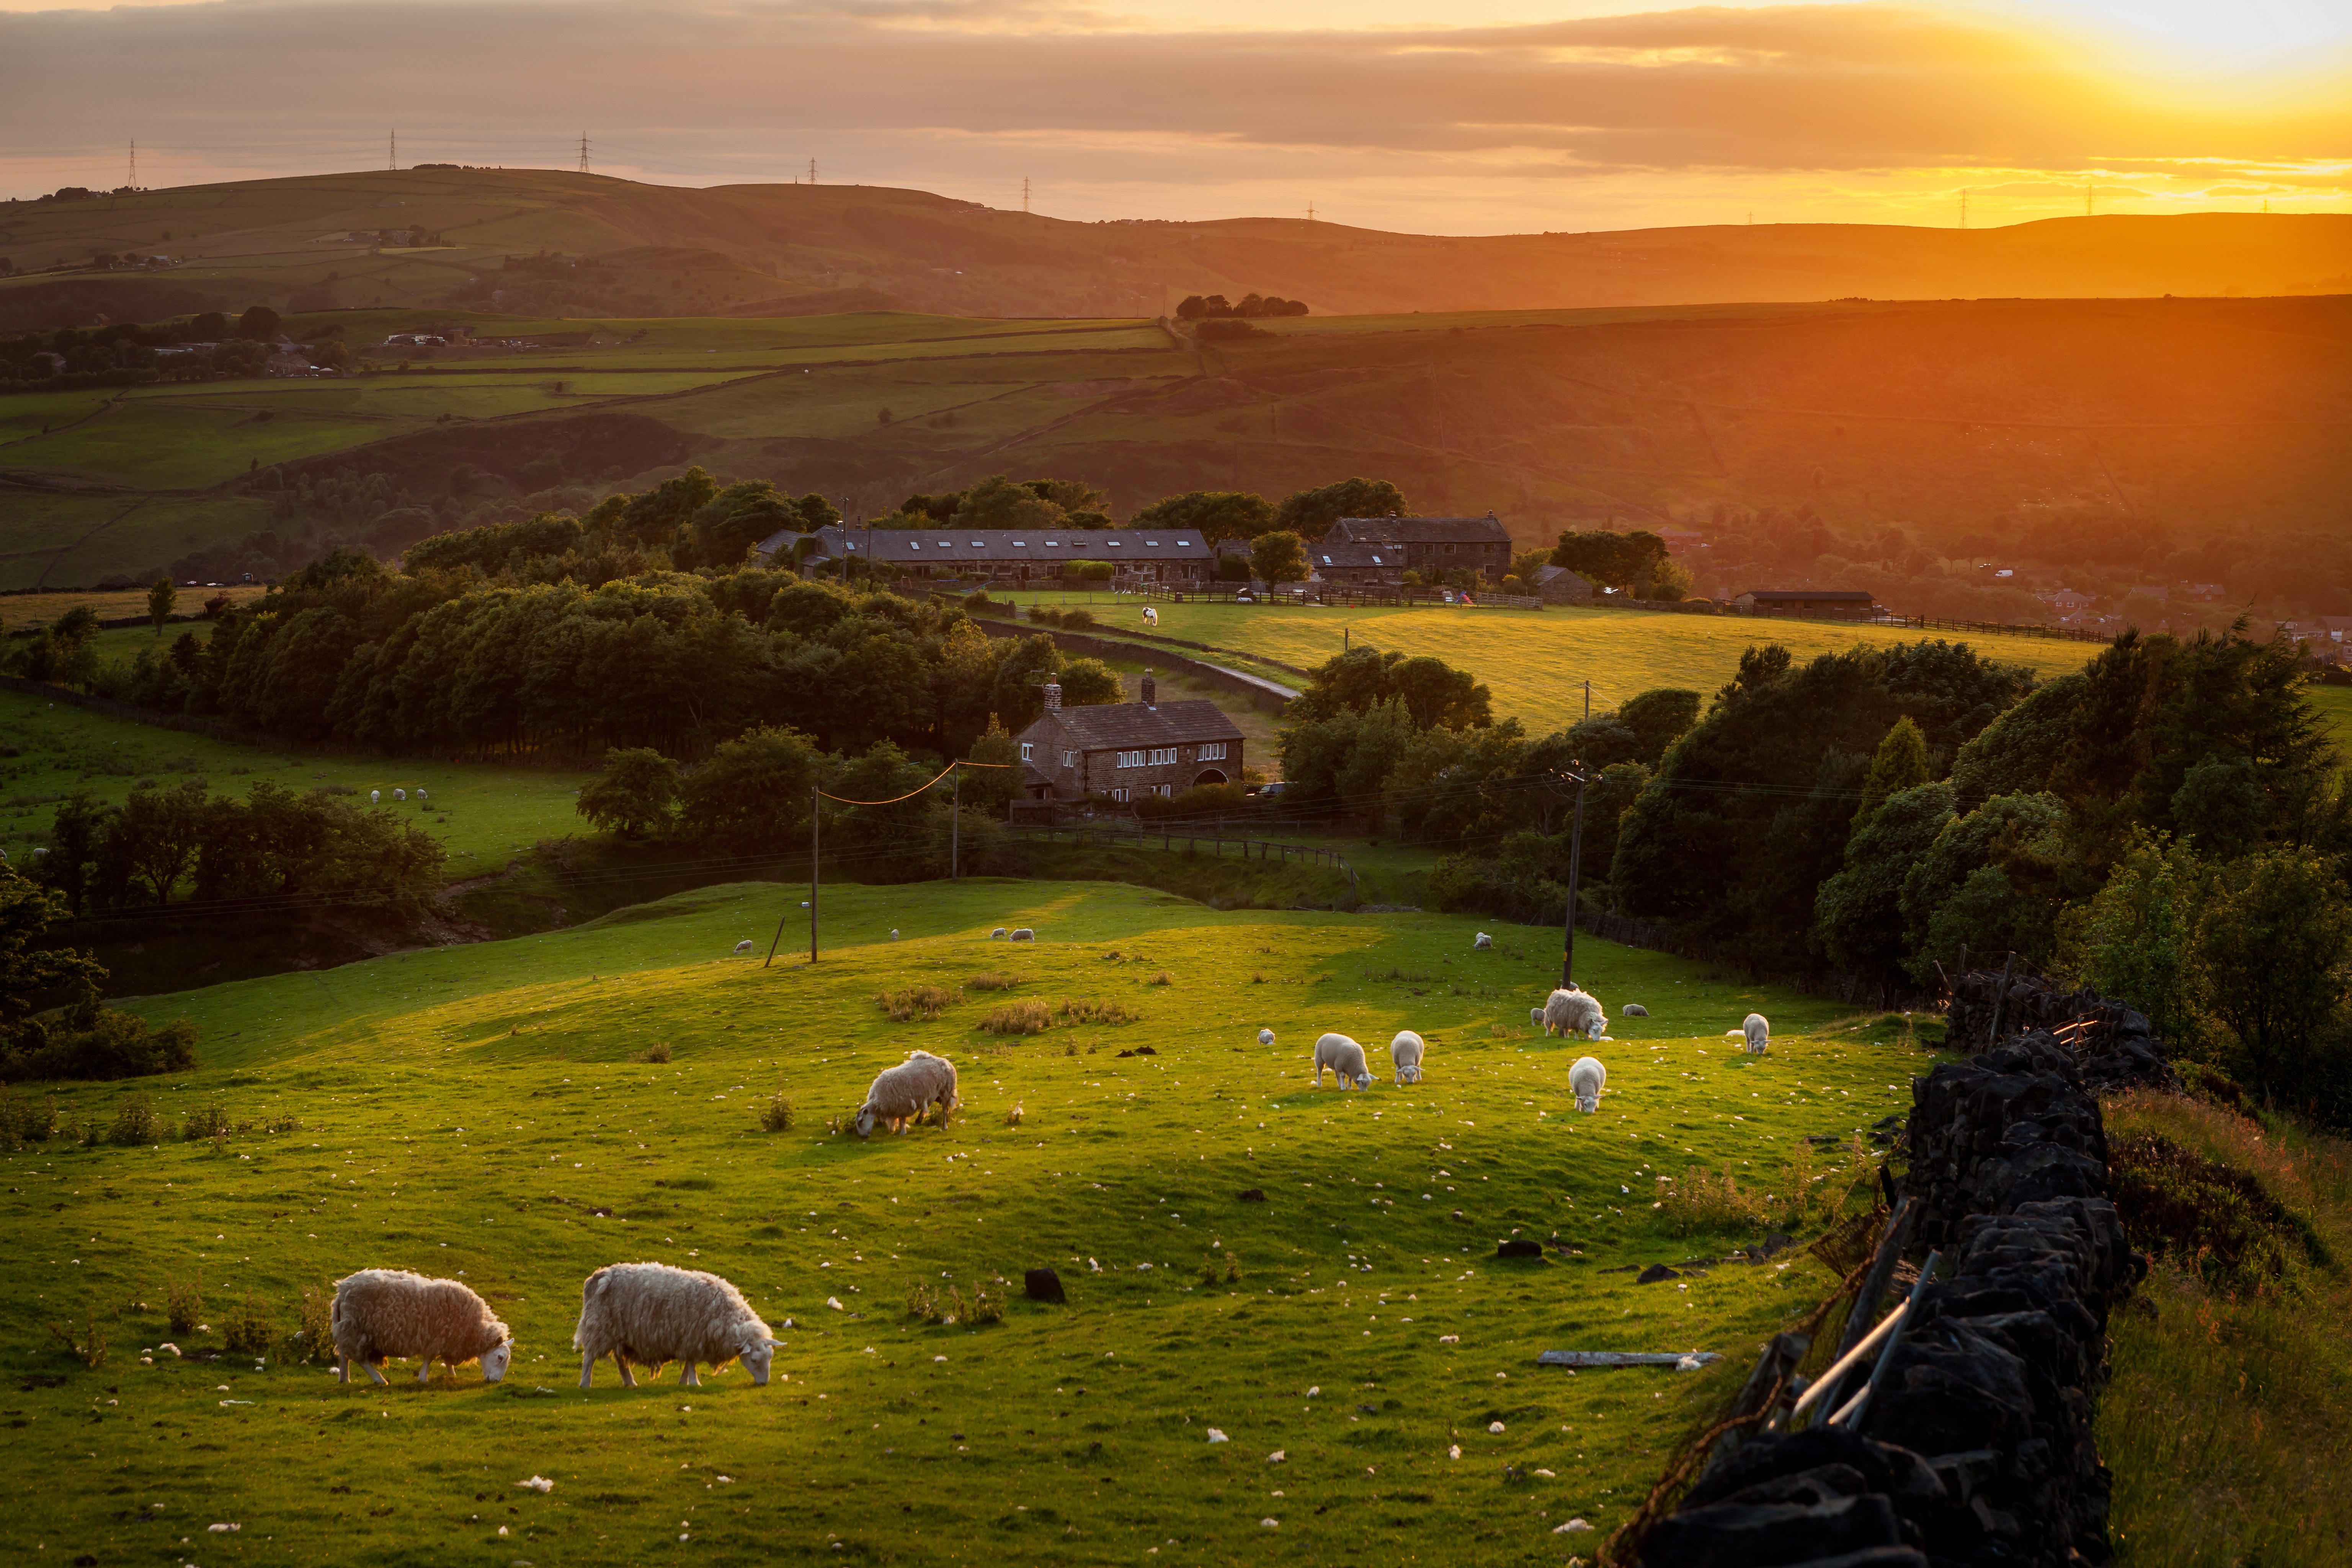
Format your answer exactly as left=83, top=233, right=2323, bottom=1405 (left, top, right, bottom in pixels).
left=0, top=0, right=2344, bottom=228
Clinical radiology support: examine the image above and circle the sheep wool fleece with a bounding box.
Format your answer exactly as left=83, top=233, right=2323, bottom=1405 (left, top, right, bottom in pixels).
left=573, top=1262, right=774, bottom=1373
left=331, top=1269, right=510, bottom=1369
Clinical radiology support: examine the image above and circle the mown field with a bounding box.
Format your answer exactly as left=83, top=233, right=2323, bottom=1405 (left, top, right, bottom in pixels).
left=0, top=688, right=590, bottom=880
left=2, top=877, right=1935, bottom=1565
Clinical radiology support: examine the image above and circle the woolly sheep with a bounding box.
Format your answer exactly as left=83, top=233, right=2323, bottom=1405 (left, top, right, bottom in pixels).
left=1623, top=1003, right=1649, bottom=1017
left=1009, top=927, right=1036, bottom=941
left=1258, top=1027, right=1276, bottom=1047
left=573, top=1261, right=777, bottom=1389
left=1542, top=987, right=1608, bottom=1042
left=1742, top=1013, right=1770, bottom=1055
left=330, top=1269, right=512, bottom=1387
left=369, top=789, right=380, bottom=805
left=1312, top=1032, right=1372, bottom=1090
left=1568, top=1055, right=1607, bottom=1114
left=855, top=1049, right=960, bottom=1137
left=1473, top=932, right=1493, bottom=950
left=1390, top=1030, right=1425, bottom=1086
left=991, top=928, right=1009, bottom=939
left=890, top=928, right=899, bottom=941
left=393, top=788, right=406, bottom=801
left=416, top=787, right=428, bottom=802
left=733, top=939, right=754, bottom=954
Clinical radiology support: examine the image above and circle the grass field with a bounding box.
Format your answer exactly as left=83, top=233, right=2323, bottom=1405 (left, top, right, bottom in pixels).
left=0, top=689, right=591, bottom=879
left=1, top=876, right=1937, bottom=1565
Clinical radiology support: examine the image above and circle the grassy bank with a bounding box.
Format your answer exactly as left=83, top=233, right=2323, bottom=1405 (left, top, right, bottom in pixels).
left=1, top=879, right=1936, bottom=1566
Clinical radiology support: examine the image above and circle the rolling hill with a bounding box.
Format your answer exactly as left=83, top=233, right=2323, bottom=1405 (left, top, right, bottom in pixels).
left=3, top=167, right=2351, bottom=330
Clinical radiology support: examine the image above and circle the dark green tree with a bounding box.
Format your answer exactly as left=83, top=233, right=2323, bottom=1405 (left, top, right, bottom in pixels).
left=577, top=748, right=681, bottom=839
left=1273, top=478, right=1405, bottom=539
left=238, top=304, right=282, bottom=340
left=1564, top=688, right=1700, bottom=769
left=1813, top=781, right=1957, bottom=990
left=1129, top=490, right=1275, bottom=544
left=0, top=864, right=105, bottom=1050
left=1551, top=529, right=1669, bottom=592
left=1855, top=715, right=1932, bottom=831
left=1250, top=531, right=1310, bottom=591
left=678, top=726, right=822, bottom=851
left=148, top=576, right=176, bottom=634
left=2194, top=845, right=2352, bottom=1103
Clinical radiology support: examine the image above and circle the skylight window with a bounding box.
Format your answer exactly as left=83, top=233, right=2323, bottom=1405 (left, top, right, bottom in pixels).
left=1011, top=539, right=1027, bottom=547
left=910, top=542, right=922, bottom=550
left=937, top=538, right=954, bottom=547
left=1105, top=539, right=1123, bottom=547
left=1145, top=539, right=1160, bottom=546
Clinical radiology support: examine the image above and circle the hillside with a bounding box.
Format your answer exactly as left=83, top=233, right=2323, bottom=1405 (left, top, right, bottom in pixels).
left=3, top=168, right=2350, bottom=330
left=2, top=293, right=2346, bottom=624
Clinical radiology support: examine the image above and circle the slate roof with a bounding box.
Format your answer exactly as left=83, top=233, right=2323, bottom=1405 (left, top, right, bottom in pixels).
left=1312, top=542, right=1404, bottom=570
left=763, top=524, right=1216, bottom=564
left=1326, top=514, right=1512, bottom=546
left=1034, top=699, right=1243, bottom=751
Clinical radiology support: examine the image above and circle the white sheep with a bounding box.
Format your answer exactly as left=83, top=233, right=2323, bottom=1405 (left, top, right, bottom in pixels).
left=1390, top=1030, right=1425, bottom=1085
left=889, top=928, right=899, bottom=941
left=733, top=939, right=754, bottom=954
left=1009, top=927, right=1036, bottom=942
left=990, top=928, right=1009, bottom=940
left=1623, top=1003, right=1649, bottom=1017
left=1473, top=932, right=1493, bottom=950
left=573, top=1262, right=777, bottom=1389
left=393, top=787, right=406, bottom=801
left=1742, top=1013, right=1770, bottom=1055
left=1312, top=1032, right=1372, bottom=1089
left=1542, top=987, right=1608, bottom=1042
left=1568, top=1055, right=1607, bottom=1113
left=369, top=789, right=381, bottom=805
left=1529, top=1006, right=1545, bottom=1029
left=1258, top=1027, right=1276, bottom=1047
left=854, top=1050, right=960, bottom=1137
left=416, top=787, right=428, bottom=803
left=330, top=1269, right=513, bottom=1387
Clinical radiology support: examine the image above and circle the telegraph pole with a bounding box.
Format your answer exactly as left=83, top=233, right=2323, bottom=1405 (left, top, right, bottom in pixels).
left=578, top=134, right=591, bottom=174
left=950, top=768, right=961, bottom=880
left=127, top=140, right=138, bottom=190
left=1559, top=763, right=1588, bottom=990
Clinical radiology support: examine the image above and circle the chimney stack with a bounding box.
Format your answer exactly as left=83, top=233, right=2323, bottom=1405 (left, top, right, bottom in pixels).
left=1141, top=669, right=1156, bottom=708
left=1043, top=681, right=1062, bottom=711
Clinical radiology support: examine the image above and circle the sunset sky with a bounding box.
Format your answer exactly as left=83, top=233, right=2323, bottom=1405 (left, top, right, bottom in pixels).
left=2, top=0, right=2347, bottom=234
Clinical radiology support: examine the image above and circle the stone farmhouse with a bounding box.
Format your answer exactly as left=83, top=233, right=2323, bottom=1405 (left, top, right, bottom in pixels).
left=1323, top=513, right=1513, bottom=582
left=769, top=525, right=1215, bottom=588
left=1014, top=673, right=1244, bottom=804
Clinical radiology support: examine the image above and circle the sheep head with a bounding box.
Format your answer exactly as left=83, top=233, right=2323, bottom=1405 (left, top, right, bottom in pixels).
left=854, top=1104, right=879, bottom=1139
left=480, top=1341, right=513, bottom=1383
left=738, top=1340, right=776, bottom=1386
left=1584, top=1019, right=1608, bottom=1042
left=1575, top=1093, right=1600, bottom=1114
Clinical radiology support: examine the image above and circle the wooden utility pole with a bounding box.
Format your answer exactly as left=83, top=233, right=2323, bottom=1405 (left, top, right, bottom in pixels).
left=1560, top=764, right=1587, bottom=990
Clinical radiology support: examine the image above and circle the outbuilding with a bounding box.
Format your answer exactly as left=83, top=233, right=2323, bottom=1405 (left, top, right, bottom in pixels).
left=1013, top=673, right=1244, bottom=804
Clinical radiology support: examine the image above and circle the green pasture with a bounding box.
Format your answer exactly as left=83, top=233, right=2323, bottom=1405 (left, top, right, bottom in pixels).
left=32, top=495, right=276, bottom=594
left=3, top=877, right=1936, bottom=1565
left=1004, top=594, right=2101, bottom=733
left=6, top=401, right=386, bottom=489
left=2306, top=684, right=2352, bottom=760
left=0, top=388, right=121, bottom=446
left=0, top=688, right=591, bottom=879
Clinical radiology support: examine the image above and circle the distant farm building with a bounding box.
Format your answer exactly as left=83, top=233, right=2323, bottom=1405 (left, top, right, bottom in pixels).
left=1324, top=514, right=1512, bottom=582
left=1014, top=673, right=1245, bottom=804
left=1532, top=564, right=1596, bottom=604
left=1309, top=542, right=1405, bottom=586
left=1732, top=588, right=1881, bottom=619
left=771, top=526, right=1215, bottom=589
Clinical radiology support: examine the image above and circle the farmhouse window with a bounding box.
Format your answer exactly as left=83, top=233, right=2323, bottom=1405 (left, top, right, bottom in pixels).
left=1111, top=787, right=1132, bottom=803
left=1019, top=742, right=1034, bottom=761
left=1062, top=750, right=1078, bottom=767
left=1197, top=742, right=1227, bottom=761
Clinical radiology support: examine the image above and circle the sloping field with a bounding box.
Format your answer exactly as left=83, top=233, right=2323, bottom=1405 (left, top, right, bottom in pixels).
left=0, top=877, right=1939, bottom=1565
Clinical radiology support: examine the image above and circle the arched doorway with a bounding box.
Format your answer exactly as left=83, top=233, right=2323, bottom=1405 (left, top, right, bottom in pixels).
left=1193, top=769, right=1228, bottom=787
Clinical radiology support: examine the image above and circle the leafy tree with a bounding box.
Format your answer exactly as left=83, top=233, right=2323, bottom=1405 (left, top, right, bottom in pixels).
left=1900, top=792, right=2073, bottom=974
left=1274, top=478, right=1405, bottom=539
left=689, top=481, right=806, bottom=570
left=1278, top=700, right=1417, bottom=817
left=959, top=721, right=1022, bottom=812
left=1174, top=295, right=1207, bottom=320
left=189, top=311, right=229, bottom=338
left=577, top=747, right=681, bottom=839
left=1022, top=478, right=1106, bottom=516
left=113, top=781, right=210, bottom=903
left=1950, top=675, right=2086, bottom=800
left=1813, top=782, right=1957, bottom=991
left=826, top=742, right=934, bottom=882
left=1552, top=529, right=1669, bottom=591
left=148, top=576, right=176, bottom=634
left=1564, top=688, right=1699, bottom=769
left=1057, top=657, right=1122, bottom=707
left=1129, top=490, right=1274, bottom=544
left=237, top=304, right=282, bottom=340
left=615, top=466, right=720, bottom=550
left=1854, top=715, right=1931, bottom=831
left=0, top=864, right=105, bottom=1048
left=678, top=726, right=822, bottom=851
left=1645, top=556, right=1695, bottom=602
left=1287, top=644, right=1493, bottom=732
left=2059, top=831, right=2210, bottom=1050
left=955, top=475, right=1064, bottom=530
left=2194, top=845, right=2352, bottom=1103
left=1250, top=531, right=1310, bottom=591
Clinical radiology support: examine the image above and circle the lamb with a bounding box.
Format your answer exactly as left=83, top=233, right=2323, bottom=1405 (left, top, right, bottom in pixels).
left=330, top=1269, right=513, bottom=1387
left=1390, top=1030, right=1425, bottom=1085
left=1258, top=1027, right=1276, bottom=1046
left=416, top=787, right=428, bottom=803
left=1541, top=987, right=1608, bottom=1042
left=393, top=788, right=407, bottom=801
left=1473, top=932, right=1493, bottom=950
left=1741, top=1013, right=1770, bottom=1055
left=1009, top=927, right=1036, bottom=941
left=369, top=789, right=381, bottom=805
left=1312, top=1032, right=1372, bottom=1089
left=1568, top=1055, right=1607, bottom=1113
left=1622, top=1003, right=1649, bottom=1017
left=854, top=1049, right=960, bottom=1137
left=990, top=928, right=1009, bottom=940
left=889, top=928, right=900, bottom=941
left=733, top=939, right=754, bottom=954
left=573, top=1262, right=778, bottom=1389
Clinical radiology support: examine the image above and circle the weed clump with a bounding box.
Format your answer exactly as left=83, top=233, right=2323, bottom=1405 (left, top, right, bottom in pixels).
left=221, top=1290, right=274, bottom=1356
left=634, top=1041, right=673, bottom=1063
left=181, top=1105, right=231, bottom=1142
left=980, top=999, right=1054, bottom=1035
left=963, top=973, right=1022, bottom=992
left=0, top=1085, right=57, bottom=1145
left=284, top=1284, right=335, bottom=1365
left=165, top=1274, right=202, bottom=1335
left=879, top=985, right=956, bottom=1022
left=1656, top=1167, right=1769, bottom=1235
left=46, top=1303, right=107, bottom=1369
left=1004, top=1101, right=1024, bottom=1127
left=108, top=1094, right=158, bottom=1146
left=1146, top=971, right=1173, bottom=987
left=2109, top=1130, right=2328, bottom=1291
left=759, top=1093, right=794, bottom=1132
left=907, top=1279, right=1008, bottom=1325
left=1060, top=999, right=1138, bottom=1026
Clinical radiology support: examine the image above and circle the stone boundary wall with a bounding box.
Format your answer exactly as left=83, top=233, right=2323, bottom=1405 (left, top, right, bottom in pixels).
left=1638, top=1001, right=2174, bottom=1567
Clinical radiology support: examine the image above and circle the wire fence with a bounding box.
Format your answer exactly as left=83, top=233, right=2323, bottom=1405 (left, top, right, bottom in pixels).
left=1009, top=822, right=1357, bottom=893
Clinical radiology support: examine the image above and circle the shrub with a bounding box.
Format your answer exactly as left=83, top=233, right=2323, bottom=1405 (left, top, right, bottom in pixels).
left=0, top=1086, right=57, bottom=1144
left=1145, top=971, right=1173, bottom=987
left=1225, top=1250, right=1241, bottom=1283
left=108, top=1094, right=157, bottom=1146
left=980, top=998, right=1054, bottom=1034
left=964, top=972, right=1022, bottom=992
left=1004, top=1101, right=1024, bottom=1127
left=1026, top=606, right=1063, bottom=627
left=1656, top=1167, right=1769, bottom=1235
left=634, top=1041, right=673, bottom=1063
left=221, top=1289, right=274, bottom=1356
left=878, top=985, right=955, bottom=1022
left=758, top=1092, right=794, bottom=1132
left=181, top=1105, right=230, bottom=1142
left=284, top=1284, right=335, bottom=1365
left=166, top=1274, right=202, bottom=1335
left=1059, top=609, right=1096, bottom=630
left=2108, top=1129, right=2329, bottom=1292
left=46, top=1303, right=107, bottom=1369
left=966, top=1283, right=1005, bottom=1324
left=1, top=1011, right=199, bottom=1082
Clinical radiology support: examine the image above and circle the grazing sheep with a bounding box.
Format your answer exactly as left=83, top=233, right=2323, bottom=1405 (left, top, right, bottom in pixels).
left=1390, top=1030, right=1425, bottom=1085
left=990, top=928, right=1009, bottom=940
left=733, top=939, right=754, bottom=954
left=573, top=1262, right=777, bottom=1390
left=1568, top=1056, right=1607, bottom=1114
left=1622, top=1003, right=1649, bottom=1017
left=889, top=928, right=900, bottom=941
left=1009, top=927, right=1036, bottom=942
left=1312, top=1032, right=1372, bottom=1089
left=369, top=789, right=381, bottom=805
left=854, top=1050, right=960, bottom=1137
left=1473, top=932, right=1493, bottom=950
left=1529, top=1006, right=1546, bottom=1029
left=1542, top=988, right=1608, bottom=1042
left=330, top=1269, right=513, bottom=1387
left=415, top=787, right=428, bottom=802
left=1742, top=1013, right=1770, bottom=1055
left=393, top=788, right=407, bottom=802
left=1258, top=1027, right=1276, bottom=1047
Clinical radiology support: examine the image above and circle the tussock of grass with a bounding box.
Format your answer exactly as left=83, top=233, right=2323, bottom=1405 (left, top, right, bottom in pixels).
left=1060, top=998, right=1138, bottom=1026
left=979, top=998, right=1054, bottom=1034
left=962, top=972, right=1022, bottom=992
left=1655, top=1167, right=1768, bottom=1235
left=1145, top=970, right=1173, bottom=987
left=758, top=1092, right=794, bottom=1132
left=2099, top=1092, right=2352, bottom=1565
left=634, top=1040, right=673, bottom=1063
left=878, top=985, right=956, bottom=1022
